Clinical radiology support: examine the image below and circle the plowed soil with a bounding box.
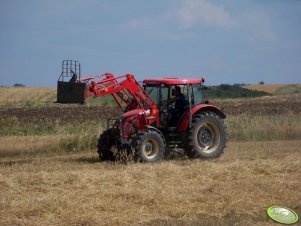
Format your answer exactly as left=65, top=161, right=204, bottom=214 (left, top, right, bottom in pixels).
left=213, top=93, right=301, bottom=115
left=0, top=94, right=300, bottom=126
left=0, top=106, right=121, bottom=126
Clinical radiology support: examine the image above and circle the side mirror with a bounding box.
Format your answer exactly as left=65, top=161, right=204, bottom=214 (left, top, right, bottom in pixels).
left=200, top=85, right=208, bottom=90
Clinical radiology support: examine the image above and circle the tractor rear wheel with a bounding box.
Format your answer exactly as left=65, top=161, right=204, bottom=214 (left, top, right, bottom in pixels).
left=134, top=130, right=165, bottom=162
left=185, top=111, right=227, bottom=159
left=97, top=129, right=116, bottom=161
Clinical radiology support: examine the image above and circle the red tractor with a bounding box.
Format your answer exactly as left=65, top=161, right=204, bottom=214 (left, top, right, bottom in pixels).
left=57, top=60, right=227, bottom=162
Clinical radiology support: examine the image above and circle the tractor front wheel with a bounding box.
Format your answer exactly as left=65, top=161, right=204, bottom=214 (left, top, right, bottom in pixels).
left=134, top=130, right=165, bottom=163
left=97, top=129, right=116, bottom=161
left=185, top=111, right=227, bottom=159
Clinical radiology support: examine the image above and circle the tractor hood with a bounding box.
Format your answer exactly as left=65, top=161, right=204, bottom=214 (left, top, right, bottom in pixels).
left=122, top=109, right=150, bottom=118
left=115, top=109, right=150, bottom=139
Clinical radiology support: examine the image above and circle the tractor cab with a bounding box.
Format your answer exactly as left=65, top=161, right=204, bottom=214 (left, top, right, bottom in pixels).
left=142, top=77, right=226, bottom=159
left=143, top=78, right=206, bottom=128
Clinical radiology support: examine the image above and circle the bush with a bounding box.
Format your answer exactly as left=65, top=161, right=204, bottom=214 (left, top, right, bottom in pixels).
left=205, top=84, right=269, bottom=99
left=14, top=83, right=25, bottom=87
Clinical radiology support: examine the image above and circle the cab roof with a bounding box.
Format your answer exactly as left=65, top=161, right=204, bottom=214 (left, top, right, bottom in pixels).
left=143, top=78, right=203, bottom=85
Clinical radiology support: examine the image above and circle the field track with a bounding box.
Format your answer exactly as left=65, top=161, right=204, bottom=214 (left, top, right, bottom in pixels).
left=0, top=88, right=300, bottom=225
left=1, top=140, right=300, bottom=225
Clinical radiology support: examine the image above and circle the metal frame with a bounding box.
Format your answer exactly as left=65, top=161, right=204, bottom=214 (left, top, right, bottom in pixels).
left=58, top=60, right=81, bottom=82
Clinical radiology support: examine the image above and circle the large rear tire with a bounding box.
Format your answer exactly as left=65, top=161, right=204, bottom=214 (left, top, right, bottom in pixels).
left=185, top=111, right=227, bottom=159
left=134, top=130, right=165, bottom=163
left=97, top=129, right=116, bottom=161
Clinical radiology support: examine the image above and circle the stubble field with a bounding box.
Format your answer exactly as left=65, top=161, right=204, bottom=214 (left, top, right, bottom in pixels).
left=0, top=87, right=300, bottom=225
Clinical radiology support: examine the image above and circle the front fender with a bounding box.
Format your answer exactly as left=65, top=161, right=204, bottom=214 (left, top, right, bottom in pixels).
left=144, top=125, right=166, bottom=148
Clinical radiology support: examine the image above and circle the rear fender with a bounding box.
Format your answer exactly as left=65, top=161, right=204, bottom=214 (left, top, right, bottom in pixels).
left=177, top=104, right=226, bottom=132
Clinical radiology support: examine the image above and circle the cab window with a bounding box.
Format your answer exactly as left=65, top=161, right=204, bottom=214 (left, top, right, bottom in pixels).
left=192, top=84, right=204, bottom=106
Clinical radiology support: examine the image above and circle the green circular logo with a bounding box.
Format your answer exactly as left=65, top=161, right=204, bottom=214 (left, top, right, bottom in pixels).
left=267, top=206, right=299, bottom=224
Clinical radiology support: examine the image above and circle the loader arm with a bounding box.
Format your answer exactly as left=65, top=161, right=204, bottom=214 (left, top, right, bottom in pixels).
left=56, top=60, right=159, bottom=126
left=57, top=60, right=157, bottom=114
left=81, top=73, right=156, bottom=113
left=79, top=73, right=130, bottom=110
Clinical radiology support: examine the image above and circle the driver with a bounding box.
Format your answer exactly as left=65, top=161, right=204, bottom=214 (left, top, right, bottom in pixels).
left=168, top=86, right=187, bottom=125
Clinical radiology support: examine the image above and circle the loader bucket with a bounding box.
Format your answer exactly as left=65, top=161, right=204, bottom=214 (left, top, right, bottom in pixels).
left=57, top=81, right=86, bottom=104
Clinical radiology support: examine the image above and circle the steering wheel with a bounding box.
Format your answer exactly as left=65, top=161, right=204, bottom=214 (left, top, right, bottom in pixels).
left=159, top=100, right=168, bottom=111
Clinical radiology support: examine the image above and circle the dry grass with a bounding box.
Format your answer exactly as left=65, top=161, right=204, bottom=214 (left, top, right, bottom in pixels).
left=243, top=84, right=301, bottom=94
left=0, top=135, right=62, bottom=158
left=1, top=86, right=300, bottom=225
left=0, top=132, right=101, bottom=160
left=227, top=114, right=301, bottom=141
left=0, top=87, right=56, bottom=107
left=243, top=84, right=286, bottom=94
left=0, top=87, right=113, bottom=107
left=1, top=141, right=300, bottom=226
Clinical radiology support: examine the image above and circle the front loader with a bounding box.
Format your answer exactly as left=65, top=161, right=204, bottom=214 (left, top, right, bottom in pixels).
left=57, top=60, right=227, bottom=162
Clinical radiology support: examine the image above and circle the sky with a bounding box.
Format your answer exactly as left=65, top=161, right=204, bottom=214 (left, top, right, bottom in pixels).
left=0, top=0, right=300, bottom=87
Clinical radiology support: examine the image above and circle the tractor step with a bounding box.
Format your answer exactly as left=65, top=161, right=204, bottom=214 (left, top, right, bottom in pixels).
left=167, top=127, right=177, bottom=132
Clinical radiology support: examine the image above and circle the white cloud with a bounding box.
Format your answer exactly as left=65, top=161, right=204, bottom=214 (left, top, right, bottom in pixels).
left=123, top=0, right=277, bottom=42
left=122, top=1, right=236, bottom=41
left=240, top=12, right=276, bottom=41
left=177, top=0, right=236, bottom=28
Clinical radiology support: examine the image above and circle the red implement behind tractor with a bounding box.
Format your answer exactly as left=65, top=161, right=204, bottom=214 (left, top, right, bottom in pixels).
left=57, top=60, right=227, bottom=162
